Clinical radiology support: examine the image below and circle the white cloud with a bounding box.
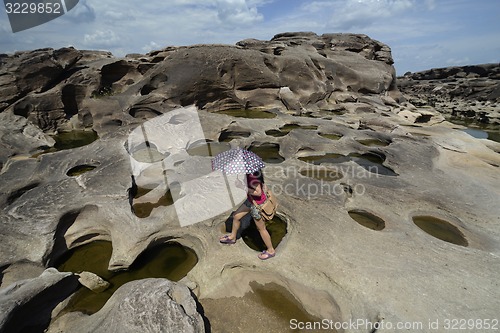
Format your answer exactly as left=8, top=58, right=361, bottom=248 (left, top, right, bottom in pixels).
left=83, top=29, right=121, bottom=48
left=142, top=41, right=160, bottom=53
left=216, top=0, right=263, bottom=25
left=0, top=0, right=498, bottom=74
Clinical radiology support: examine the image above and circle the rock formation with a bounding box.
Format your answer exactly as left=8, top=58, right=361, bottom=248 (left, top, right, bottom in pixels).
left=398, top=63, right=500, bottom=124
left=0, top=32, right=499, bottom=332
left=47, top=279, right=206, bottom=333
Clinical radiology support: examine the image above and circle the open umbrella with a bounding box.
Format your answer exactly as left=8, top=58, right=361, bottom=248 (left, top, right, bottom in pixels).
left=212, top=148, right=265, bottom=174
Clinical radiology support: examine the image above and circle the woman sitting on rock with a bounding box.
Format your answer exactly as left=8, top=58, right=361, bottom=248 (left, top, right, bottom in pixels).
left=219, top=171, right=276, bottom=260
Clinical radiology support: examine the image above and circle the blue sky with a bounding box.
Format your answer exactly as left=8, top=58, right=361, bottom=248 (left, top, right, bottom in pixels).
left=1, top=0, right=499, bottom=75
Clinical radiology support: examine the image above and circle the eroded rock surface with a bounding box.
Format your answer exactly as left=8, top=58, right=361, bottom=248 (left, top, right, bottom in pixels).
left=47, top=279, right=205, bottom=333
left=1, top=32, right=499, bottom=333
left=398, top=63, right=500, bottom=125
left=0, top=268, right=79, bottom=333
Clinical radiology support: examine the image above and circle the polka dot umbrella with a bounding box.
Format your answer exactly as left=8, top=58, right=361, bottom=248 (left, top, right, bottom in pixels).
left=211, top=148, right=265, bottom=174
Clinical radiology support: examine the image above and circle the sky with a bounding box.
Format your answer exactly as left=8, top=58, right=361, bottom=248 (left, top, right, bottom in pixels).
left=1, top=0, right=499, bottom=75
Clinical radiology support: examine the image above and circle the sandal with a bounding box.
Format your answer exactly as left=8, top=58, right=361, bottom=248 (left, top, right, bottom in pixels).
left=258, top=250, right=275, bottom=260
left=219, top=235, right=236, bottom=244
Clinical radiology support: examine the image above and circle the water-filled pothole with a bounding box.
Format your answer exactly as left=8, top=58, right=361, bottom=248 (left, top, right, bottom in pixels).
left=132, top=188, right=174, bottom=218
left=52, top=130, right=99, bottom=151
left=219, top=130, right=252, bottom=142
left=186, top=141, right=231, bottom=157
left=54, top=240, right=197, bottom=314
left=249, top=143, right=284, bottom=164
left=130, top=142, right=168, bottom=163
left=298, top=153, right=350, bottom=165
left=242, top=215, right=287, bottom=251
left=348, top=210, right=386, bottom=231
left=294, top=109, right=345, bottom=119
left=200, top=282, right=326, bottom=333
left=265, top=124, right=319, bottom=137
left=33, top=130, right=99, bottom=157
left=300, top=168, right=343, bottom=181
left=216, top=109, right=277, bottom=119
left=348, top=152, right=398, bottom=176
left=356, top=138, right=391, bottom=147
left=413, top=216, right=468, bottom=247
left=319, top=133, right=343, bottom=141
left=66, top=165, right=97, bottom=177
left=299, top=152, right=397, bottom=176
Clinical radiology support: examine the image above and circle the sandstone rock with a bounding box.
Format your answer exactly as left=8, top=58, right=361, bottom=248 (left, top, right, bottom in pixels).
left=0, top=33, right=499, bottom=333
left=0, top=268, right=78, bottom=333
left=0, top=48, right=82, bottom=112
left=49, top=279, right=205, bottom=333
left=77, top=271, right=110, bottom=293
left=398, top=63, right=500, bottom=125
left=1, top=32, right=398, bottom=134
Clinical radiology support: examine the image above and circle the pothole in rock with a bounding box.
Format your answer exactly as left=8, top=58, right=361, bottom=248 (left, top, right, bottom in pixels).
left=52, top=130, right=98, bottom=151
left=249, top=143, right=285, bottom=164
left=216, top=108, right=277, bottom=119
left=33, top=130, right=99, bottom=157
left=219, top=130, right=252, bottom=142
left=53, top=240, right=198, bottom=315
left=131, top=183, right=181, bottom=218
left=300, top=167, right=343, bottom=181
left=298, top=153, right=350, bottom=165
left=348, top=210, right=386, bottom=231
left=66, top=164, right=98, bottom=177
left=265, top=124, right=319, bottom=137
left=294, top=109, right=344, bottom=119
left=413, top=216, right=468, bottom=247
left=200, top=282, right=328, bottom=333
left=319, top=132, right=343, bottom=141
left=348, top=152, right=398, bottom=176
left=129, top=107, right=162, bottom=119
left=356, top=138, right=391, bottom=147
left=186, top=140, right=231, bottom=157
left=129, top=142, right=168, bottom=163
left=242, top=215, right=287, bottom=252
left=299, top=152, right=398, bottom=176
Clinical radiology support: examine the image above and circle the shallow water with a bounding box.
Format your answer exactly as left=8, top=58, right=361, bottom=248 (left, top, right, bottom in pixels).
left=249, top=144, right=284, bottom=164
left=266, top=124, right=318, bottom=137
left=348, top=152, right=398, bottom=176
left=130, top=146, right=167, bottom=163
left=447, top=117, right=500, bottom=143
left=219, top=130, right=252, bottom=142
left=216, top=109, right=277, bottom=119
left=356, top=138, right=391, bottom=147
left=132, top=188, right=174, bottom=218
left=54, top=241, right=197, bottom=314
left=319, top=133, right=343, bottom=141
left=52, top=130, right=99, bottom=150
left=187, top=141, right=231, bottom=157
left=299, top=152, right=397, bottom=176
left=413, top=216, right=468, bottom=247
left=33, top=130, right=99, bottom=157
left=200, top=282, right=327, bottom=333
left=242, top=215, right=287, bottom=251
left=348, top=210, right=385, bottom=231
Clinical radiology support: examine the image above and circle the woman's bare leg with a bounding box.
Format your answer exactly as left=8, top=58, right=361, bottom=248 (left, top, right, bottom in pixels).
left=254, top=218, right=275, bottom=256
left=220, top=203, right=250, bottom=241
